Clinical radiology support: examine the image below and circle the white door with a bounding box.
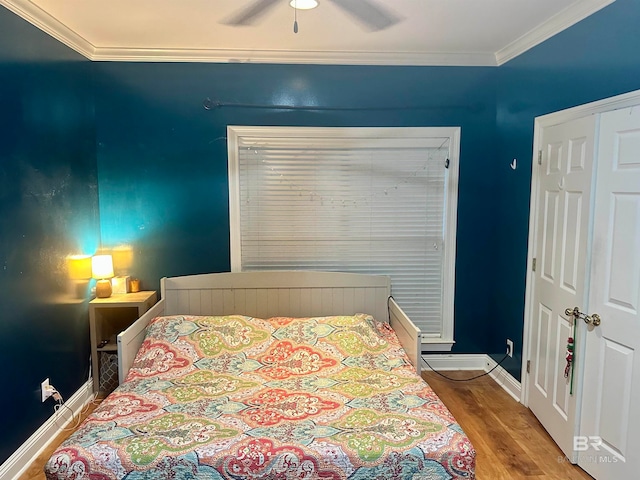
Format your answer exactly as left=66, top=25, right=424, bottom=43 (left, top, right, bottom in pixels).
left=527, top=115, right=597, bottom=458
left=577, top=106, right=640, bottom=477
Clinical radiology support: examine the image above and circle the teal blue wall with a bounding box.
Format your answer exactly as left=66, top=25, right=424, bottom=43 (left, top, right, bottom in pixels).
left=2, top=0, right=640, bottom=465
left=491, top=0, right=640, bottom=377
left=93, top=62, right=498, bottom=358
left=0, top=6, right=99, bottom=464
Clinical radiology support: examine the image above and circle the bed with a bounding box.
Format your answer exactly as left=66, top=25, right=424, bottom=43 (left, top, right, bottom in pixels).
left=45, top=271, right=475, bottom=479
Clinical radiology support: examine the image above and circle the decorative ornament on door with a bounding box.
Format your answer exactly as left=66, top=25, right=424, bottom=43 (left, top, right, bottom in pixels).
left=564, top=336, right=574, bottom=379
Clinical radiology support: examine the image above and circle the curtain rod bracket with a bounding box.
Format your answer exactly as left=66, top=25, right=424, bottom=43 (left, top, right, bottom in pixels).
left=203, top=97, right=221, bottom=110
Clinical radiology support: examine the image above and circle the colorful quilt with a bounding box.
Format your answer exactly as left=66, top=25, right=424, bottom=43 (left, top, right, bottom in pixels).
left=45, top=314, right=475, bottom=479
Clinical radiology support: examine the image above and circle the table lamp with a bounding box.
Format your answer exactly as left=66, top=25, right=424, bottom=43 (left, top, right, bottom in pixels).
left=92, top=254, right=114, bottom=298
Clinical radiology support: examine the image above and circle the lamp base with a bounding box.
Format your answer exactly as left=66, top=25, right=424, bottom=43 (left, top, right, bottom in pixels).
left=96, top=279, right=113, bottom=298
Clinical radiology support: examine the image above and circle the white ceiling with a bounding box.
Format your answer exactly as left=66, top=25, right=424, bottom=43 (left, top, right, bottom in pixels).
left=1, top=0, right=614, bottom=66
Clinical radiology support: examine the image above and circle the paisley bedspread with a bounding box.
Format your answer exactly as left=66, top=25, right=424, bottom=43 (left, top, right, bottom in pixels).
left=45, top=314, right=475, bottom=479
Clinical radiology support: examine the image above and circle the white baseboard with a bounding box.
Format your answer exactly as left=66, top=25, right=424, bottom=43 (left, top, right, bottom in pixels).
left=0, top=380, right=94, bottom=480
left=422, top=354, right=522, bottom=403
left=421, top=353, right=491, bottom=371
left=485, top=356, right=522, bottom=402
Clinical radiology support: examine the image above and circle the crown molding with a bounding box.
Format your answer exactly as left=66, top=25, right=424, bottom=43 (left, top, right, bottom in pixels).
left=2, top=0, right=613, bottom=67
left=90, top=46, right=498, bottom=66
left=495, top=0, right=616, bottom=66
left=0, top=0, right=96, bottom=58
left=1, top=0, right=497, bottom=66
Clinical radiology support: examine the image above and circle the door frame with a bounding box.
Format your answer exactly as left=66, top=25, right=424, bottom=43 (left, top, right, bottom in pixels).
left=522, top=88, right=640, bottom=411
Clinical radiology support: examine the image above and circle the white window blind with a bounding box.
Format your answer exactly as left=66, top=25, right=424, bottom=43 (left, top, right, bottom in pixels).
left=228, top=127, right=459, bottom=342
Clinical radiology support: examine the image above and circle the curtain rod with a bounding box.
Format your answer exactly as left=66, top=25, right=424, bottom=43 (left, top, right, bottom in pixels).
left=203, top=97, right=483, bottom=113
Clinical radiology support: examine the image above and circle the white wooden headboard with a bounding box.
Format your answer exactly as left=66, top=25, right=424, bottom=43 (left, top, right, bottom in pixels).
left=118, top=271, right=420, bottom=384
left=163, top=271, right=390, bottom=320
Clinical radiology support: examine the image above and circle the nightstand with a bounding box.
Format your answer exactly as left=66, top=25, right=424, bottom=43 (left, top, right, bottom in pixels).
left=89, top=291, right=157, bottom=395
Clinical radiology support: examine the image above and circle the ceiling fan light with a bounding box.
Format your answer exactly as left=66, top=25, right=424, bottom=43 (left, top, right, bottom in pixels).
left=289, top=0, right=318, bottom=10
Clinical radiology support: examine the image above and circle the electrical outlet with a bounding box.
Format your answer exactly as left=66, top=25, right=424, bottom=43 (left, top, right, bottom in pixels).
left=41, top=378, right=52, bottom=402
left=506, top=339, right=514, bottom=358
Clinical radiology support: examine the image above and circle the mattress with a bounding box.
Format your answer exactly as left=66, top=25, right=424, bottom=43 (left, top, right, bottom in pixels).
left=45, top=313, right=475, bottom=479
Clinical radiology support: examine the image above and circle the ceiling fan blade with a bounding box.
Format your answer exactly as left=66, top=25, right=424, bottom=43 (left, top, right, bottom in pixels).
left=330, top=0, right=401, bottom=31
left=222, top=0, right=281, bottom=26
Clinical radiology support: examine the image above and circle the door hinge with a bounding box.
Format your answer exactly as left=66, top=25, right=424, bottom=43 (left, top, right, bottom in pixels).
left=527, top=360, right=531, bottom=374
left=532, top=258, right=537, bottom=272
left=538, top=150, right=542, bottom=165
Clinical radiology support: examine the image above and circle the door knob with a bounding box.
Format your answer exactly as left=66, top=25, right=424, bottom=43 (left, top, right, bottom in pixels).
left=589, top=314, right=601, bottom=326
left=564, top=307, right=601, bottom=326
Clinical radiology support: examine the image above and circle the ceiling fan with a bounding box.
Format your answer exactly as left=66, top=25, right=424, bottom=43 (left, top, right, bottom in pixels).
left=223, top=0, right=402, bottom=31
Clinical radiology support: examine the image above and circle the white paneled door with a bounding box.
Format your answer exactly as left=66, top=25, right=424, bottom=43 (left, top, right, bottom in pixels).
left=528, top=115, right=597, bottom=459
left=577, top=106, right=640, bottom=477
left=527, top=96, right=640, bottom=479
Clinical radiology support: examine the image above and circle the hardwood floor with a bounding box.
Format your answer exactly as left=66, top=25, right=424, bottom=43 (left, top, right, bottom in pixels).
left=422, top=370, right=593, bottom=479
left=21, top=374, right=591, bottom=480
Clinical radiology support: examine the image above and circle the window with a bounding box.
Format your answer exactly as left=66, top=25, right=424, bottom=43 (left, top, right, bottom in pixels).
left=228, top=126, right=459, bottom=350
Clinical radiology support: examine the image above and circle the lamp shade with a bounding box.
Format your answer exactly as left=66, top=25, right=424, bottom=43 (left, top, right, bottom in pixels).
left=67, top=255, right=92, bottom=280
left=92, top=255, right=114, bottom=279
